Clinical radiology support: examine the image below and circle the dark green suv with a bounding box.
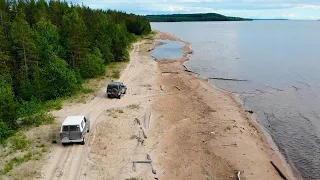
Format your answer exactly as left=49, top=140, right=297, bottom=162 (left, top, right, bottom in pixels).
left=106, top=82, right=127, bottom=99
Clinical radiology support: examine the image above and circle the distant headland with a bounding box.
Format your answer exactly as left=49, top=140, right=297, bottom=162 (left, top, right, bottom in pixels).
left=144, top=13, right=252, bottom=22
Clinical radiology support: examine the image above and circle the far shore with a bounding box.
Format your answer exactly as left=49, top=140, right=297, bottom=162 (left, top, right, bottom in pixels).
left=152, top=30, right=299, bottom=180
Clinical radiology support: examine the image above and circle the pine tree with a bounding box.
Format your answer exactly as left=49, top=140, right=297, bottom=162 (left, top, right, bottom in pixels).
left=10, top=11, right=39, bottom=100
left=0, top=26, right=10, bottom=76
left=0, top=76, right=17, bottom=129
left=61, top=9, right=89, bottom=69
left=34, top=18, right=80, bottom=100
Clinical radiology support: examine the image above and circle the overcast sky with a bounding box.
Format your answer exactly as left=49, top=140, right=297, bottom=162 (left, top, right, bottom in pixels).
left=69, top=0, right=320, bottom=20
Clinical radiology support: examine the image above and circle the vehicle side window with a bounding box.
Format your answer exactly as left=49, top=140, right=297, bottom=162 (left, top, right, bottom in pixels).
left=81, top=121, right=84, bottom=129
left=69, top=125, right=80, bottom=131
left=62, top=126, right=68, bottom=132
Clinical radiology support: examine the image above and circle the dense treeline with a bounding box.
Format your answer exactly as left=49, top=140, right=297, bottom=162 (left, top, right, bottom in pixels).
left=145, top=13, right=252, bottom=22
left=0, top=0, right=151, bottom=140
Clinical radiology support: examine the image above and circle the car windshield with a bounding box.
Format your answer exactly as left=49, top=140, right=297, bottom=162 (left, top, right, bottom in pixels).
left=108, top=84, right=118, bottom=89
left=62, top=126, right=68, bottom=132
left=69, top=125, right=80, bottom=131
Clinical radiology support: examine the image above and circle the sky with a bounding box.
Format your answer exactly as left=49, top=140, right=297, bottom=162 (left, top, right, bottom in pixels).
left=68, top=0, right=320, bottom=20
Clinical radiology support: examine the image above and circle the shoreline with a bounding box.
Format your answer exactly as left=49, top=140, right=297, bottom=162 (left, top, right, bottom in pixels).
left=152, top=30, right=298, bottom=179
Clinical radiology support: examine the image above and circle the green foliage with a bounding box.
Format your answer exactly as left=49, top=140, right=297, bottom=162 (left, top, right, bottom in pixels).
left=34, top=18, right=60, bottom=61
left=10, top=132, right=30, bottom=151
left=127, top=104, right=140, bottom=110
left=0, top=122, right=15, bottom=142
left=145, top=13, right=252, bottom=22
left=79, top=48, right=105, bottom=78
left=125, top=177, right=142, bottom=180
left=10, top=12, right=39, bottom=100
left=16, top=97, right=42, bottom=118
left=81, top=88, right=94, bottom=94
left=125, top=15, right=151, bottom=35
left=62, top=9, right=89, bottom=69
left=43, top=99, right=63, bottom=111
left=41, top=56, right=81, bottom=100
left=112, top=70, right=121, bottom=79
left=2, top=152, right=32, bottom=174
left=0, top=77, right=17, bottom=128
left=19, top=112, right=54, bottom=127
left=0, top=0, right=151, bottom=141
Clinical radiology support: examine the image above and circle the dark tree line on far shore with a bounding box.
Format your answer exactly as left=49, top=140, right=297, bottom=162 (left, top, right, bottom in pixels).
left=0, top=0, right=151, bottom=140
left=145, top=13, right=252, bottom=22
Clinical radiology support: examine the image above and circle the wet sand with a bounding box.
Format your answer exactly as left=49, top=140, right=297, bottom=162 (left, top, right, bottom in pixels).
left=151, top=31, right=297, bottom=180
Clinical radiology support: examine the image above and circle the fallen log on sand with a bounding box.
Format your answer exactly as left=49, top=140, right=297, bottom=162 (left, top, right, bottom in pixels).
left=140, top=127, right=147, bottom=139
left=185, top=69, right=200, bottom=75
left=270, top=161, right=288, bottom=180
left=208, top=77, right=249, bottom=82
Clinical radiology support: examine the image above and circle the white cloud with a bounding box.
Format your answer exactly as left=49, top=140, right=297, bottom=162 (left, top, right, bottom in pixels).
left=68, top=0, right=320, bottom=19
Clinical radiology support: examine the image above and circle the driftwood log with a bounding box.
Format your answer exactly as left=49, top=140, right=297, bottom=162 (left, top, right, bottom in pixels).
left=147, top=154, right=157, bottom=174
left=132, top=154, right=157, bottom=174
left=140, top=127, right=147, bottom=139
left=270, top=161, right=287, bottom=180
left=174, top=86, right=181, bottom=91
left=185, top=69, right=200, bottom=75
left=134, top=118, right=141, bottom=125
left=208, top=77, right=249, bottom=82
left=161, top=71, right=179, bottom=74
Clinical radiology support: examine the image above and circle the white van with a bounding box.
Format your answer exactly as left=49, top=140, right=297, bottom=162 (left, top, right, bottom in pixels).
left=60, top=116, right=90, bottom=145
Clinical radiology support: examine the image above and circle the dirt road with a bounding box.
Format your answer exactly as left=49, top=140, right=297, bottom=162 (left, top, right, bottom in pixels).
left=40, top=41, right=160, bottom=180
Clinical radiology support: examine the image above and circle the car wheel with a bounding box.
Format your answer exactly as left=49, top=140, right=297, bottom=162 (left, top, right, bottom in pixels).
left=107, top=94, right=110, bottom=98
left=123, top=90, right=126, bottom=94
left=81, top=137, right=86, bottom=145
left=118, top=95, right=121, bottom=99
left=87, top=128, right=90, bottom=133
left=62, top=143, right=67, bottom=146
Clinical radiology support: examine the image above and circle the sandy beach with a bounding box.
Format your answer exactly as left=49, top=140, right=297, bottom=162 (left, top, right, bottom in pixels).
left=32, top=31, right=298, bottom=180
left=150, top=31, right=298, bottom=180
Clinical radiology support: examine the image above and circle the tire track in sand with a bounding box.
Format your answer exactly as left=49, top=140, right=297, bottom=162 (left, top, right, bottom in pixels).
left=42, top=43, right=143, bottom=180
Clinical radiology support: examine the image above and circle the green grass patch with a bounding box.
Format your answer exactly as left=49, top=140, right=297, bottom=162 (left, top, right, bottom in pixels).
left=112, top=70, right=121, bottom=79
left=17, top=98, right=43, bottom=118
left=9, top=132, right=30, bottom=151
left=127, top=104, right=140, bottom=110
left=115, top=109, right=124, bottom=113
left=125, top=178, right=141, bottom=180
left=43, top=99, right=63, bottom=111
left=19, top=112, right=54, bottom=127
left=1, top=152, right=32, bottom=174
left=0, top=122, right=15, bottom=143
left=81, top=87, right=94, bottom=94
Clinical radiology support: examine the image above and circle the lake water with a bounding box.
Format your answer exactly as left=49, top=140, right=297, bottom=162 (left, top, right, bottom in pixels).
left=151, top=21, right=320, bottom=179
left=149, top=40, right=184, bottom=60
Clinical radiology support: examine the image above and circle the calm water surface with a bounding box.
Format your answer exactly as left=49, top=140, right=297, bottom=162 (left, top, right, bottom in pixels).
left=151, top=21, right=320, bottom=179
left=149, top=40, right=184, bottom=60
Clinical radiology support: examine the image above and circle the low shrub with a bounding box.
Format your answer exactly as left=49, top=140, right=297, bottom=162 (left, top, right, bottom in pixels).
left=44, top=99, right=62, bottom=110
left=2, top=152, right=32, bottom=174
left=10, top=132, right=30, bottom=151
left=19, top=112, right=54, bottom=127
left=0, top=122, right=15, bottom=142
left=81, top=88, right=94, bottom=94
left=127, top=104, right=140, bottom=110
left=112, top=70, right=121, bottom=79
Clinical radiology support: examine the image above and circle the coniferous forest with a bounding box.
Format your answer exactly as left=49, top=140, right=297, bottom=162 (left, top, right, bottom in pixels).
left=145, top=13, right=252, bottom=22
left=0, top=0, right=151, bottom=140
